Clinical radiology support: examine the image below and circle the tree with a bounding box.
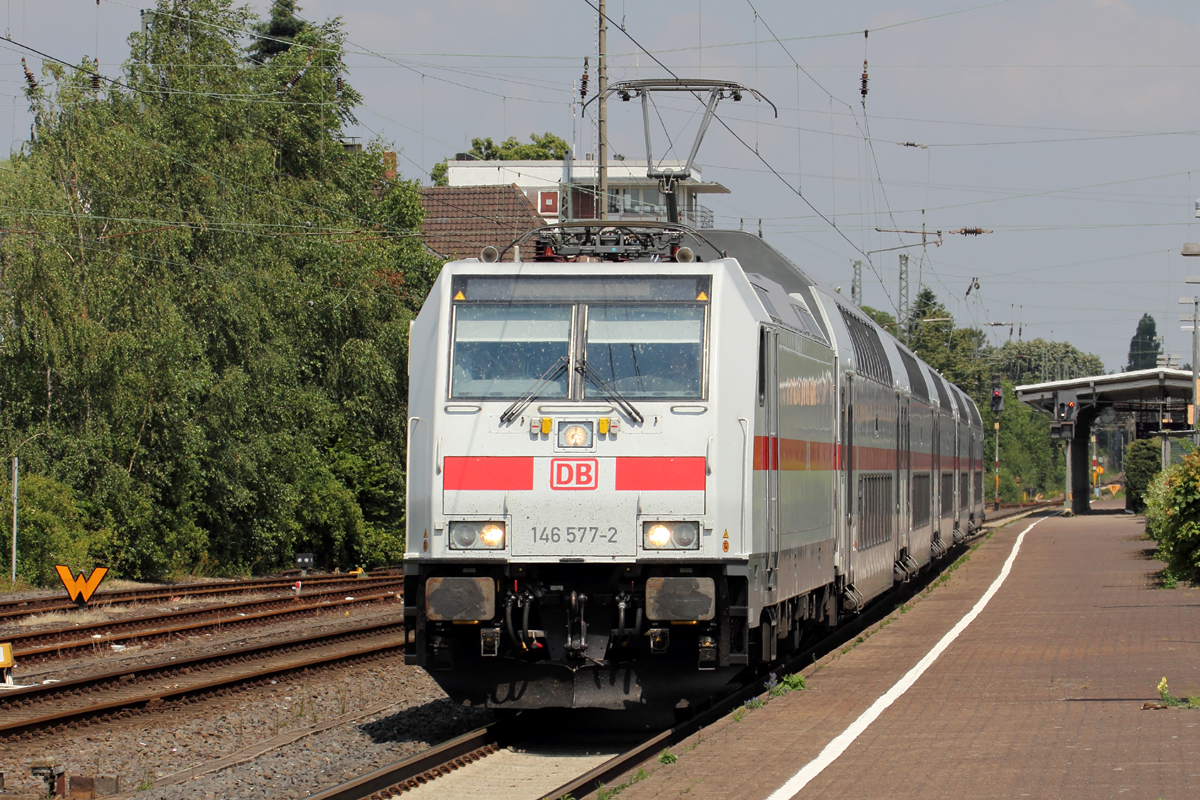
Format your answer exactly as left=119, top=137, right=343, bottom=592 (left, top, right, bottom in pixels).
left=430, top=132, right=570, bottom=185
left=990, top=338, right=1105, bottom=385
left=894, top=287, right=1071, bottom=501
left=1124, top=438, right=1161, bottom=512
left=249, top=0, right=307, bottom=63
left=1127, top=313, right=1160, bottom=371
left=860, top=305, right=895, bottom=330
left=0, top=0, right=438, bottom=582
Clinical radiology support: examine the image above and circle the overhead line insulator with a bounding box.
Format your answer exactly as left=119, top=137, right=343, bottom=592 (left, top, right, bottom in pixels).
left=21, top=58, right=37, bottom=91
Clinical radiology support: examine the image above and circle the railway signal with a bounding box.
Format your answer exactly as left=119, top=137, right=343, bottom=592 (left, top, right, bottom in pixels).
left=992, top=377, right=1003, bottom=511
left=1050, top=389, right=1077, bottom=439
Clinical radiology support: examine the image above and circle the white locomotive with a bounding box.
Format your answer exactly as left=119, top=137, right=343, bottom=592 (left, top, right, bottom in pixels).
left=403, top=222, right=985, bottom=711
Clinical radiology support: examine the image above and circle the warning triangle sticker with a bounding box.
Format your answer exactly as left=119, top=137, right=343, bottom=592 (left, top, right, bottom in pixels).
left=722, top=529, right=729, bottom=539
left=453, top=290, right=465, bottom=300
left=697, top=291, right=709, bottom=301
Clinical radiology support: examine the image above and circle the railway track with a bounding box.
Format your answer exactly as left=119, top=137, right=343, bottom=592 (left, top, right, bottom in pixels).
left=307, top=507, right=1060, bottom=800
left=5, top=580, right=403, bottom=663
left=0, top=620, right=407, bottom=742
left=0, top=570, right=398, bottom=622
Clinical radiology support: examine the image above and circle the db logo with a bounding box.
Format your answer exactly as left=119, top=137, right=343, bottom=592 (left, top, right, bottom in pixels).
left=550, top=458, right=598, bottom=490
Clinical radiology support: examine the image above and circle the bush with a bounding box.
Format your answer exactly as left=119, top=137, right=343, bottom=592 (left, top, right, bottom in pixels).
left=1125, top=438, right=1163, bottom=512
left=1144, top=466, right=1174, bottom=543
left=9, top=475, right=110, bottom=587
left=1143, top=449, right=1200, bottom=579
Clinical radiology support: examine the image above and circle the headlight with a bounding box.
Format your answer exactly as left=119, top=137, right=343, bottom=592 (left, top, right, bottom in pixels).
left=557, top=421, right=594, bottom=448
left=642, top=521, right=700, bottom=550
left=449, top=521, right=506, bottom=550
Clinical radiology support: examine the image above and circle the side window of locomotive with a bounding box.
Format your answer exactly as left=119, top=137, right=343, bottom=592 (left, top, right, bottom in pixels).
left=752, top=285, right=782, bottom=323
left=450, top=304, right=572, bottom=398
left=757, top=327, right=767, bottom=407
left=584, top=305, right=705, bottom=399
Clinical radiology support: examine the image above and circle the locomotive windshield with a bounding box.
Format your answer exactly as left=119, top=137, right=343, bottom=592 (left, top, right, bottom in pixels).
left=449, top=275, right=708, bottom=401
left=584, top=305, right=704, bottom=398
left=450, top=304, right=572, bottom=398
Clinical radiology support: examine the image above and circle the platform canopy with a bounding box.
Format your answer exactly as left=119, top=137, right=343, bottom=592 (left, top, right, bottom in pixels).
left=1015, top=368, right=1195, bottom=514
left=1015, top=367, right=1195, bottom=414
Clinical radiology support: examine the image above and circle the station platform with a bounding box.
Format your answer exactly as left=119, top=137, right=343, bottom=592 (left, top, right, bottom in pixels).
left=609, top=502, right=1200, bottom=800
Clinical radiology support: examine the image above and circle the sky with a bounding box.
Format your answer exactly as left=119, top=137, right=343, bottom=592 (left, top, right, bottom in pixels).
left=5, top=0, right=1200, bottom=373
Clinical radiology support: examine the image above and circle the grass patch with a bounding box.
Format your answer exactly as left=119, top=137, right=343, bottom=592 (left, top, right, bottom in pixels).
left=597, top=768, right=650, bottom=800
left=0, top=576, right=35, bottom=594
left=18, top=606, right=128, bottom=627
left=1159, top=568, right=1179, bottom=590
left=657, top=749, right=677, bottom=765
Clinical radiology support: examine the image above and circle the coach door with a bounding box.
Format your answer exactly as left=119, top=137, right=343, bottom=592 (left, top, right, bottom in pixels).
left=931, top=412, right=940, bottom=539
left=841, top=374, right=854, bottom=579
left=899, top=396, right=910, bottom=554
left=765, top=330, right=780, bottom=590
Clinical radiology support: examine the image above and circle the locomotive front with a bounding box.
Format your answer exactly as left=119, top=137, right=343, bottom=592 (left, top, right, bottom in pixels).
left=404, top=256, right=751, bottom=711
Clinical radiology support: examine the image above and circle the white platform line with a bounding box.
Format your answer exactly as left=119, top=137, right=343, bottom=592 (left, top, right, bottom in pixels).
left=765, top=515, right=1053, bottom=800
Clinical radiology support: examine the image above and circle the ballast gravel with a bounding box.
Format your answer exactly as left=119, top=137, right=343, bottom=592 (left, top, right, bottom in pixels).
left=0, top=655, right=493, bottom=798
left=0, top=596, right=493, bottom=798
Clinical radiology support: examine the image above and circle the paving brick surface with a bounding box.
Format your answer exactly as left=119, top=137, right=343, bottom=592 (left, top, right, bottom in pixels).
left=609, top=507, right=1200, bottom=800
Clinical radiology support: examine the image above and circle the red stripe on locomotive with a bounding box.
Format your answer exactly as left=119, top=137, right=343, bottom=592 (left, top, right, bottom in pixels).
left=443, top=456, right=534, bottom=490
left=615, top=457, right=706, bottom=491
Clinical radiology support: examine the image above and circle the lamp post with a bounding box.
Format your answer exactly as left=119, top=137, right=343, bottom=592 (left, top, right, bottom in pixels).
left=1182, top=278, right=1200, bottom=447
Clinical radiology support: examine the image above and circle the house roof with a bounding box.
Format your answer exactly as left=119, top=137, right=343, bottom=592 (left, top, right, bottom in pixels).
left=420, top=184, right=545, bottom=262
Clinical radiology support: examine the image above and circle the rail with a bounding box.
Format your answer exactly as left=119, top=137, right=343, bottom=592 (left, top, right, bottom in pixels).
left=0, top=621, right=406, bottom=741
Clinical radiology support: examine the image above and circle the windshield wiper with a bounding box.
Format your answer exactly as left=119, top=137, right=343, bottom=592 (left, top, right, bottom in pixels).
left=576, top=361, right=645, bottom=423
left=500, top=356, right=570, bottom=423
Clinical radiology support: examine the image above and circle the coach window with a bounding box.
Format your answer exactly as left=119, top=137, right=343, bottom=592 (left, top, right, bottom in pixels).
left=583, top=305, right=705, bottom=399
left=450, top=304, right=572, bottom=398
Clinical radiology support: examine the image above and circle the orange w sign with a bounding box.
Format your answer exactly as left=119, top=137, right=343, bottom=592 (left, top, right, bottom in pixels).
left=55, top=566, right=109, bottom=604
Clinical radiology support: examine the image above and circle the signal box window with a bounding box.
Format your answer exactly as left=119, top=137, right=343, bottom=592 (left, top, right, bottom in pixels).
left=585, top=305, right=705, bottom=399
left=451, top=305, right=572, bottom=398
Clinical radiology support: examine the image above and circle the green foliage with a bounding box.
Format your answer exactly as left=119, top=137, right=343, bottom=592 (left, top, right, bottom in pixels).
left=0, top=0, right=437, bottom=582
left=860, top=305, right=895, bottom=330
left=898, top=287, right=1071, bottom=501
left=1155, top=677, right=1199, bottom=708
left=1128, top=313, right=1160, bottom=372
left=1125, top=438, right=1163, bottom=513
left=989, top=338, right=1105, bottom=386
left=596, top=768, right=650, bottom=800
left=5, top=475, right=111, bottom=587
left=657, top=749, right=677, bottom=765
left=780, top=673, right=806, bottom=692
left=430, top=132, right=569, bottom=185
left=249, top=0, right=307, bottom=63
left=1143, top=449, right=1200, bottom=578
left=469, top=133, right=570, bottom=161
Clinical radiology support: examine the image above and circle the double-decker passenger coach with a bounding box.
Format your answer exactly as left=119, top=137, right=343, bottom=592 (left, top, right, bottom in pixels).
left=403, top=222, right=984, bottom=712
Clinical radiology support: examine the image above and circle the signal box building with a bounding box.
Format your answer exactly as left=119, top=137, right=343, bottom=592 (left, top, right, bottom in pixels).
left=442, top=156, right=729, bottom=227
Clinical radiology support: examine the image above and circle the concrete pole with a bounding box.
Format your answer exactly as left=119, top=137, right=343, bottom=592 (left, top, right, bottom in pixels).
left=1192, top=298, right=1198, bottom=446
left=10, top=456, right=16, bottom=584
left=597, top=0, right=608, bottom=221
left=1064, top=439, right=1072, bottom=515
left=993, top=420, right=1000, bottom=512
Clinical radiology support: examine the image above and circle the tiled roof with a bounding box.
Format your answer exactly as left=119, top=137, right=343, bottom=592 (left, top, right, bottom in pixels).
left=419, top=184, right=545, bottom=262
